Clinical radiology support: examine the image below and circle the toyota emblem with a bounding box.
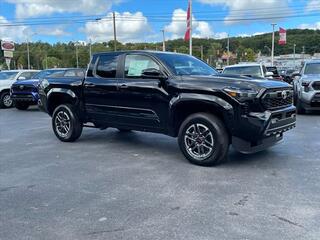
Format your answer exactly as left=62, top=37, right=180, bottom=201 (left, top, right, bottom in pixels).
left=281, top=90, right=287, bottom=100
left=19, top=85, right=24, bottom=90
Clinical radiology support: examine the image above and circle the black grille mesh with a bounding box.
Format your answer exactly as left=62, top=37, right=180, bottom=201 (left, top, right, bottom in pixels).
left=261, top=89, right=293, bottom=110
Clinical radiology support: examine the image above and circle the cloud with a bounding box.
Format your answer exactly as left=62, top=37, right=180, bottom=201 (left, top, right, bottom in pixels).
left=5, top=0, right=123, bottom=18
left=0, top=16, right=29, bottom=42
left=198, top=0, right=291, bottom=24
left=165, top=9, right=226, bottom=39
left=36, top=26, right=71, bottom=37
left=298, top=22, right=320, bottom=30
left=82, top=12, right=151, bottom=43
left=305, top=0, right=319, bottom=12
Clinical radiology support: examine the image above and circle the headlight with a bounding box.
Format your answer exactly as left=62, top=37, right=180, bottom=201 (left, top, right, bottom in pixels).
left=39, top=79, right=49, bottom=89
left=224, top=88, right=258, bottom=102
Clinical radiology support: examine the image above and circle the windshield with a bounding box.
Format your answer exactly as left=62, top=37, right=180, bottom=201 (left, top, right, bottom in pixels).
left=223, top=66, right=262, bottom=77
left=0, top=71, right=19, bottom=80
left=156, top=53, right=218, bottom=76
left=32, top=69, right=65, bottom=79
left=304, top=63, right=320, bottom=75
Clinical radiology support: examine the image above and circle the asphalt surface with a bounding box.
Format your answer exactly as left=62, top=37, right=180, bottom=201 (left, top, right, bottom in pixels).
left=0, top=107, right=320, bottom=240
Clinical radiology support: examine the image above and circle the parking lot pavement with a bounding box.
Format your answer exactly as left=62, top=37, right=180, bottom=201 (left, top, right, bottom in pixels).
left=0, top=107, right=320, bottom=240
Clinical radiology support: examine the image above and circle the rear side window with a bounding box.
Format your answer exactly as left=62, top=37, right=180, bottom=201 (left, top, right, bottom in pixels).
left=96, top=55, right=118, bottom=78
left=125, top=54, right=159, bottom=78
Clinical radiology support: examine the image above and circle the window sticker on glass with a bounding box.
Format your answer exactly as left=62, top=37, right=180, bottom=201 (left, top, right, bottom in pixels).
left=127, top=60, right=149, bottom=76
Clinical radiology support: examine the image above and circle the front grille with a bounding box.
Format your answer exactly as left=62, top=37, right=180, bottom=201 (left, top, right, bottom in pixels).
left=312, top=81, right=320, bottom=90
left=261, top=89, right=293, bottom=110
left=12, top=85, right=36, bottom=92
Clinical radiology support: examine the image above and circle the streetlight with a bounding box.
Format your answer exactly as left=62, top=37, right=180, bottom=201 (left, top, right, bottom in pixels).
left=271, top=23, right=277, bottom=67
left=161, top=29, right=166, bottom=52
left=26, top=32, right=37, bottom=69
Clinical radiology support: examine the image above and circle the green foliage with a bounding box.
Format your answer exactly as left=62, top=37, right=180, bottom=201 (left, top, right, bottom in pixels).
left=1, top=29, right=320, bottom=70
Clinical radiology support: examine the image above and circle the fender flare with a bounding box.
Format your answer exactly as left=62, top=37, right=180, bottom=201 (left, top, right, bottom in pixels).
left=168, top=93, right=234, bottom=135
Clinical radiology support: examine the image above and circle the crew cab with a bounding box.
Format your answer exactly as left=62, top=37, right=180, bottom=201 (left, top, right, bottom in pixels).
left=38, top=51, right=296, bottom=166
left=0, top=70, right=39, bottom=108
left=10, top=68, right=85, bottom=110
left=293, top=60, right=320, bottom=114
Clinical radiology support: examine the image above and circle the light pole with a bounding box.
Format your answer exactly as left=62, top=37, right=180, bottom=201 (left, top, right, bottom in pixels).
left=161, top=29, right=166, bottom=51
left=293, top=43, right=296, bottom=70
left=26, top=33, right=37, bottom=69
left=89, top=39, right=92, bottom=59
left=271, top=23, right=277, bottom=67
left=227, top=34, right=230, bottom=66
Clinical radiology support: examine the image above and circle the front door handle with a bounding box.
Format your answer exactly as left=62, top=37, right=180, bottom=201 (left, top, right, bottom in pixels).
left=85, top=83, right=96, bottom=87
left=119, top=84, right=129, bottom=89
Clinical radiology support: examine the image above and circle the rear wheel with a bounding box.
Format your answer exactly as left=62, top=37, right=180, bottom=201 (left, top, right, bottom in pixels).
left=178, top=113, right=229, bottom=166
left=15, top=102, right=30, bottom=110
left=0, top=91, right=13, bottom=108
left=52, top=104, right=83, bottom=142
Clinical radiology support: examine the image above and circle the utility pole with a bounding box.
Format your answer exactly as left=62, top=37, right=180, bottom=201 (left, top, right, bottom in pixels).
left=89, top=39, right=92, bottom=59
left=227, top=34, right=230, bottom=66
left=113, top=12, right=117, bottom=52
left=189, top=0, right=192, bottom=55
left=200, top=45, right=204, bottom=60
left=293, top=43, right=296, bottom=70
left=302, top=46, right=305, bottom=61
left=75, top=42, right=79, bottom=68
left=161, top=29, right=166, bottom=51
left=271, top=23, right=277, bottom=67
left=27, top=40, right=30, bottom=69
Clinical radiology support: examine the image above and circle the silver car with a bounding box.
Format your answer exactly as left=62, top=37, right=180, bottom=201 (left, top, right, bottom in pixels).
left=293, top=60, right=320, bottom=114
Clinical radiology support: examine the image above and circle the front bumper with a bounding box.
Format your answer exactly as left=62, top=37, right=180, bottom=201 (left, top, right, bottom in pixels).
left=300, top=92, right=320, bottom=110
left=10, top=92, right=39, bottom=104
left=232, top=105, right=296, bottom=153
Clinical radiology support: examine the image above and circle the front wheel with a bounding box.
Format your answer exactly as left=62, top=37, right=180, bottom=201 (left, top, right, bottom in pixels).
left=0, top=91, right=13, bottom=108
left=178, top=113, right=229, bottom=166
left=52, top=104, right=83, bottom=142
left=15, top=102, right=30, bottom=110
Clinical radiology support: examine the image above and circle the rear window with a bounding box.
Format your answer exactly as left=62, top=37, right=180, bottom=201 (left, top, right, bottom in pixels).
left=96, top=55, right=118, bottom=78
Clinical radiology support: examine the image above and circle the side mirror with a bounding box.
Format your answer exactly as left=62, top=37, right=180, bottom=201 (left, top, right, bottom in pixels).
left=141, top=68, right=166, bottom=80
left=291, top=71, right=301, bottom=78
left=265, top=71, right=274, bottom=78
left=18, top=76, right=26, bottom=80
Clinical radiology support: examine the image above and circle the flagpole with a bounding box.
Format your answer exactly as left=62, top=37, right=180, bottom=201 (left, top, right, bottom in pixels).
left=189, top=0, right=192, bottom=55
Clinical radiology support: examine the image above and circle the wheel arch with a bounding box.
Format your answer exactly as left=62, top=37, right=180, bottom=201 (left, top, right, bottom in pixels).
left=47, top=89, right=78, bottom=115
left=169, top=93, right=234, bottom=137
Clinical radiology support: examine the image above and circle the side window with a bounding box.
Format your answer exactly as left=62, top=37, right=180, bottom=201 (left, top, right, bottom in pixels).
left=64, top=70, right=76, bottom=77
left=20, top=72, right=35, bottom=79
left=125, top=55, right=160, bottom=78
left=96, top=55, right=118, bottom=78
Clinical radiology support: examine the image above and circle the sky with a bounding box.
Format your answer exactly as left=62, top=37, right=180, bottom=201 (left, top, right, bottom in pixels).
left=0, top=0, right=319, bottom=44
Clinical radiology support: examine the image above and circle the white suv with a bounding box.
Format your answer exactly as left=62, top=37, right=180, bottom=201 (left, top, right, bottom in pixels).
left=223, top=63, right=274, bottom=79
left=0, top=70, right=39, bottom=108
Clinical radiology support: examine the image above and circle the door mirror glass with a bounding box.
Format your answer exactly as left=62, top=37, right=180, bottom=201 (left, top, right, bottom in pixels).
left=141, top=68, right=163, bottom=79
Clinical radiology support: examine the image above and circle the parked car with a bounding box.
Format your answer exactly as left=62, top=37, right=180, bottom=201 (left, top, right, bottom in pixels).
left=293, top=60, right=320, bottom=114
left=266, top=66, right=283, bottom=81
left=222, top=63, right=274, bottom=79
left=38, top=51, right=296, bottom=166
left=0, top=70, right=39, bottom=108
left=10, top=68, right=85, bottom=110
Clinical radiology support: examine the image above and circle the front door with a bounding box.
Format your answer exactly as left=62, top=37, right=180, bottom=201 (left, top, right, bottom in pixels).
left=116, top=54, right=170, bottom=131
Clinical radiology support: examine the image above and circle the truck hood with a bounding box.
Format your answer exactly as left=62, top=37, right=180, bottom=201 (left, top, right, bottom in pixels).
left=12, top=78, right=39, bottom=86
left=174, top=74, right=291, bottom=92
left=301, top=74, right=320, bottom=81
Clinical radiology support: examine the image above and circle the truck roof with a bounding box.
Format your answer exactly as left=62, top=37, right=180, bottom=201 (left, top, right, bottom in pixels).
left=92, top=50, right=188, bottom=57
left=224, top=63, right=262, bottom=68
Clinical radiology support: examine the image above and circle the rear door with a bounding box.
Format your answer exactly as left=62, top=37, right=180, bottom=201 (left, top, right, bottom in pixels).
left=83, top=53, right=122, bottom=124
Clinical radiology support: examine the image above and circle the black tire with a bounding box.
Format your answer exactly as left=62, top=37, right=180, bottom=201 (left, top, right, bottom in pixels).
left=296, top=98, right=306, bottom=114
left=52, top=104, right=83, bottom=142
left=0, top=91, right=13, bottom=108
left=178, top=113, right=229, bottom=166
left=15, top=102, right=30, bottom=110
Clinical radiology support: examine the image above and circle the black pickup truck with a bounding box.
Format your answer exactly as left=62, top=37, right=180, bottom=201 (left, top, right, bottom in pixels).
left=38, top=51, right=296, bottom=166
